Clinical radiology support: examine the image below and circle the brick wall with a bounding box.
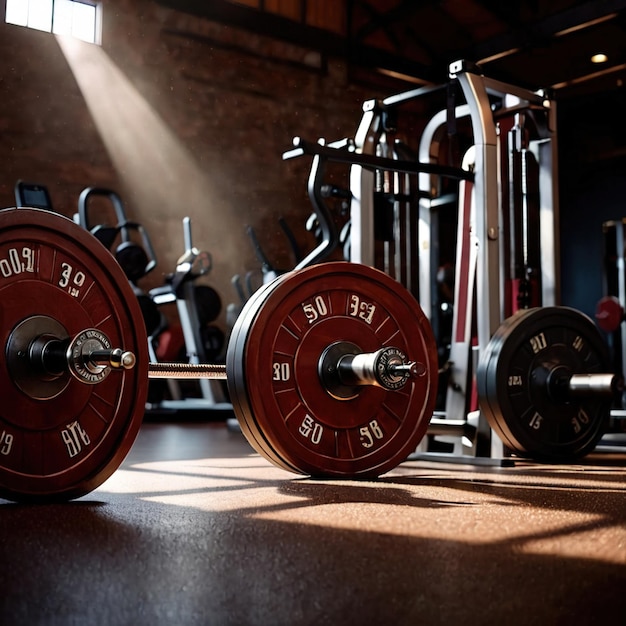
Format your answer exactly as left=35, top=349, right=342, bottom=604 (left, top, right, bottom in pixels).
left=0, top=0, right=390, bottom=331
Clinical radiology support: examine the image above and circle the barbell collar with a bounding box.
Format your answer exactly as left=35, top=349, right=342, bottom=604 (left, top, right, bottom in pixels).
left=65, top=328, right=129, bottom=385
left=543, top=366, right=622, bottom=402
left=26, top=332, right=136, bottom=383
left=337, top=346, right=423, bottom=391
left=567, top=373, right=623, bottom=398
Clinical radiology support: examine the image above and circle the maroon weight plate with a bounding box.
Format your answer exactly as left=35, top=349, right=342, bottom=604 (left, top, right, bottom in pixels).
left=0, top=208, right=148, bottom=501
left=226, top=262, right=438, bottom=477
left=595, top=295, right=623, bottom=333
left=227, top=277, right=300, bottom=474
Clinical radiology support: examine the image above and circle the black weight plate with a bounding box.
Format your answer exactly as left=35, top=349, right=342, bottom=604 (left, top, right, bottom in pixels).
left=115, top=241, right=149, bottom=283
left=195, top=285, right=222, bottom=324
left=477, top=307, right=611, bottom=462
left=200, top=325, right=225, bottom=361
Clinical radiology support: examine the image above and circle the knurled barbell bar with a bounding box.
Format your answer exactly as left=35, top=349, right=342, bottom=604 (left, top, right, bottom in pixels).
left=0, top=208, right=438, bottom=502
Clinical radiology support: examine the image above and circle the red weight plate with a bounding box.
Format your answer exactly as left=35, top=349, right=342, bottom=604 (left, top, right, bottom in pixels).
left=595, top=296, right=624, bottom=333
left=226, top=262, right=438, bottom=478
left=227, top=277, right=300, bottom=474
left=0, top=208, right=148, bottom=501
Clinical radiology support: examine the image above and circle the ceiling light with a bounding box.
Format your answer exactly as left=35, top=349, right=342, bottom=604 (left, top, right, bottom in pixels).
left=591, top=53, right=608, bottom=64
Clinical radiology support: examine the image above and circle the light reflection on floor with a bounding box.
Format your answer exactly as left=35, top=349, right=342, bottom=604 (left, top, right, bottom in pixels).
left=95, top=451, right=626, bottom=565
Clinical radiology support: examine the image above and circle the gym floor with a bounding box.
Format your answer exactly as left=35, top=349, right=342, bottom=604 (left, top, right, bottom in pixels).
left=1, top=420, right=625, bottom=626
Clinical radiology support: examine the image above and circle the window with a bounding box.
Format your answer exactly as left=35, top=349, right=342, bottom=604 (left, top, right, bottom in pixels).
left=5, top=0, right=101, bottom=44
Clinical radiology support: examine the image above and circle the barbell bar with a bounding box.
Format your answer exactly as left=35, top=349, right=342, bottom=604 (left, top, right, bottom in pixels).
left=22, top=326, right=421, bottom=392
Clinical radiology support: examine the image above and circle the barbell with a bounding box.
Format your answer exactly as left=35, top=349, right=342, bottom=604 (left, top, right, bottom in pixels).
left=0, top=208, right=438, bottom=501
left=0, top=208, right=620, bottom=502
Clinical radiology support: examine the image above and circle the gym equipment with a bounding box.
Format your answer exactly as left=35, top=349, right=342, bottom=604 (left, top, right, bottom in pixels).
left=0, top=207, right=437, bottom=502
left=148, top=216, right=228, bottom=410
left=77, top=187, right=157, bottom=283
left=199, top=324, right=225, bottom=362
left=286, top=60, right=560, bottom=463
left=600, top=219, right=626, bottom=385
left=245, top=216, right=303, bottom=284
left=305, top=184, right=352, bottom=259
left=363, top=62, right=558, bottom=462
left=283, top=138, right=358, bottom=269
left=194, top=285, right=222, bottom=325
left=246, top=224, right=282, bottom=284
left=477, top=307, right=620, bottom=462
left=596, top=296, right=624, bottom=334
left=14, top=181, right=53, bottom=211
left=0, top=207, right=622, bottom=503
left=505, top=113, right=542, bottom=313
left=76, top=187, right=161, bottom=339
left=595, top=219, right=626, bottom=432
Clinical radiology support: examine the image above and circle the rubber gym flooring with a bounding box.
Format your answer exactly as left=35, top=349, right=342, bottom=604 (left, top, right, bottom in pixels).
left=1, top=420, right=625, bottom=626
